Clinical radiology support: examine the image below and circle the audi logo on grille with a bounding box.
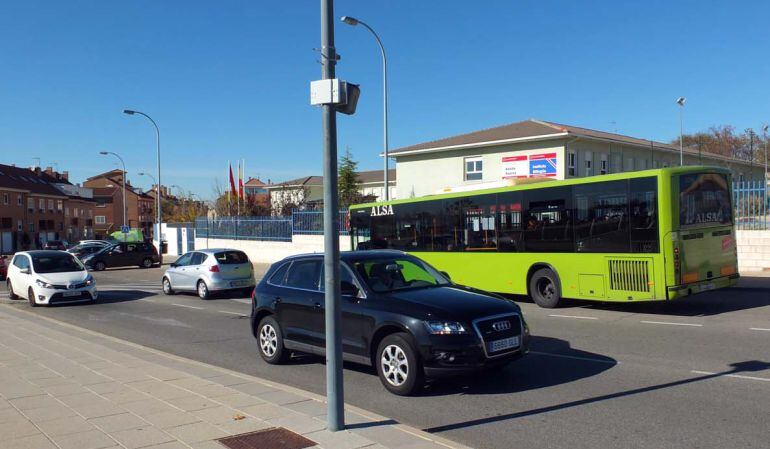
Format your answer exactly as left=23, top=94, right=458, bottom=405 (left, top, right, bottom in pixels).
left=492, top=320, right=511, bottom=332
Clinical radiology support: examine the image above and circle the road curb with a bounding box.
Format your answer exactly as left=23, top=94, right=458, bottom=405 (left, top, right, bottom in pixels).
left=1, top=303, right=473, bottom=449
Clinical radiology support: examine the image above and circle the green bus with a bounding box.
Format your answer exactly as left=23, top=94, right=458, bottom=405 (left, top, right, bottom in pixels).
left=349, top=166, right=739, bottom=307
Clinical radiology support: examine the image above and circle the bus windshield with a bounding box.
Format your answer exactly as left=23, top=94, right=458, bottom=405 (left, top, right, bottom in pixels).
left=679, top=173, right=732, bottom=228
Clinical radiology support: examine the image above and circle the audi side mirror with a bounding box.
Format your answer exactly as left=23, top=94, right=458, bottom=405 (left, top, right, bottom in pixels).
left=340, top=281, right=359, bottom=297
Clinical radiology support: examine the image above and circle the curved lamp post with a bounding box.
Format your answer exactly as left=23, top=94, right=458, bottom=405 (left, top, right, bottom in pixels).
left=341, top=15, right=390, bottom=201
left=124, top=109, right=162, bottom=260
left=99, top=151, right=127, bottom=236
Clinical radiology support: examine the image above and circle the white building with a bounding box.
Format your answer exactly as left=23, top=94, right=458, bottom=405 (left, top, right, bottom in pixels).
left=391, top=119, right=764, bottom=198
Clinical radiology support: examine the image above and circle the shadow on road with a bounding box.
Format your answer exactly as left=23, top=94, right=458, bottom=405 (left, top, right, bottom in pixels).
left=509, top=276, right=770, bottom=317
left=424, top=360, right=770, bottom=433
left=64, top=290, right=158, bottom=305
left=421, top=336, right=616, bottom=397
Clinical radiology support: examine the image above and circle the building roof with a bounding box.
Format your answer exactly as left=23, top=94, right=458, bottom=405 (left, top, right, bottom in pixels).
left=87, top=169, right=125, bottom=181
left=245, top=178, right=268, bottom=187
left=0, top=164, right=69, bottom=197
left=267, top=170, right=397, bottom=189
left=389, top=118, right=754, bottom=165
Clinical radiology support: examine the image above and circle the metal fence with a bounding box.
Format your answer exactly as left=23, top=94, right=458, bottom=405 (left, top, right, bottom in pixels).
left=734, top=180, right=768, bottom=230
left=292, top=210, right=350, bottom=235
left=195, top=210, right=349, bottom=241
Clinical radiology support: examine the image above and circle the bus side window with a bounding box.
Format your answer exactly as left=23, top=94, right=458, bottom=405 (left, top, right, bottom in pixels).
left=497, top=191, right=523, bottom=252
left=574, top=180, right=629, bottom=253
left=522, top=186, right=573, bottom=252
left=630, top=177, right=659, bottom=253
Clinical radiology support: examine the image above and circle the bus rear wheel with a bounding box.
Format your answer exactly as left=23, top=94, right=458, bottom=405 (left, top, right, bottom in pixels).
left=529, top=268, right=561, bottom=308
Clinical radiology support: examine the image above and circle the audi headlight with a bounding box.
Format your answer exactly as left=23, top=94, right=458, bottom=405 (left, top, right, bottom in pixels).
left=424, top=321, right=468, bottom=335
left=36, top=279, right=54, bottom=289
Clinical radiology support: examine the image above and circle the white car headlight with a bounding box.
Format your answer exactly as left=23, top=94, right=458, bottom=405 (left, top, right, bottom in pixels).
left=36, top=279, right=54, bottom=289
left=85, top=275, right=94, bottom=286
left=424, top=321, right=468, bottom=335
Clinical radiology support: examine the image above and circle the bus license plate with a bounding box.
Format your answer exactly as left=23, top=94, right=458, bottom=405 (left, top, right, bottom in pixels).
left=488, top=336, right=519, bottom=353
left=62, top=291, right=81, bottom=297
left=700, top=283, right=715, bottom=292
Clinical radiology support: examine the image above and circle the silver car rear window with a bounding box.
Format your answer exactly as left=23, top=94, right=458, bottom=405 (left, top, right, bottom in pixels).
left=214, top=251, right=249, bottom=264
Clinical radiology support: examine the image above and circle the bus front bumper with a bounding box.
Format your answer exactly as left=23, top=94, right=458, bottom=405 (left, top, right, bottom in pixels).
left=667, top=274, right=740, bottom=300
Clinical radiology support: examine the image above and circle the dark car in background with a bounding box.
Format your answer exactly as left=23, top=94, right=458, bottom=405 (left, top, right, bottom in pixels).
left=251, top=250, right=530, bottom=395
left=68, top=243, right=107, bottom=259
left=0, top=255, right=7, bottom=280
left=42, top=240, right=67, bottom=250
left=81, top=242, right=160, bottom=271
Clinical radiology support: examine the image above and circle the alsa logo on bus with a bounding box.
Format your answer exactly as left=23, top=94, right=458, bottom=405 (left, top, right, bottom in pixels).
left=370, top=205, right=394, bottom=216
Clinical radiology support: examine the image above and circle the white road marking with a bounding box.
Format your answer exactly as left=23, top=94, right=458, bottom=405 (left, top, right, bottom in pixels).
left=229, top=298, right=251, bottom=304
left=171, top=303, right=204, bottom=310
left=218, top=311, right=248, bottom=316
left=640, top=320, right=703, bottom=327
left=530, top=351, right=618, bottom=365
left=749, top=327, right=770, bottom=332
left=548, top=314, right=598, bottom=320
left=691, top=370, right=770, bottom=383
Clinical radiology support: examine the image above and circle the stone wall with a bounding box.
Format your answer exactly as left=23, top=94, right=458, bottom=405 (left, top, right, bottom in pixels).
left=737, top=230, right=770, bottom=273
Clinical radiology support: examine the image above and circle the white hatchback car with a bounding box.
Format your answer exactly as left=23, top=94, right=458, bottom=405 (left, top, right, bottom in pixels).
left=6, top=251, right=97, bottom=306
left=162, top=249, right=255, bottom=299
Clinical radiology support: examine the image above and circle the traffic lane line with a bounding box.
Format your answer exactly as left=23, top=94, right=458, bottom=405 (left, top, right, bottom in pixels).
left=548, top=314, right=599, bottom=320
left=171, top=303, right=204, bottom=310
left=750, top=327, right=770, bottom=332
left=218, top=310, right=248, bottom=317
left=640, top=320, right=703, bottom=327
left=691, top=370, right=770, bottom=383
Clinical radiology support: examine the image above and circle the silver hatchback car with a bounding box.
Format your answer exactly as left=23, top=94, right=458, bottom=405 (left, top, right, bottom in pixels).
left=162, top=249, right=255, bottom=299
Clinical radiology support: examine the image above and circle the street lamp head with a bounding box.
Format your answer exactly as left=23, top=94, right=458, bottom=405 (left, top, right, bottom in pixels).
left=341, top=16, right=359, bottom=26
left=676, top=97, right=686, bottom=106
left=99, top=151, right=108, bottom=155
left=762, top=124, right=769, bottom=133
left=123, top=109, right=136, bottom=115
left=137, top=172, right=146, bottom=176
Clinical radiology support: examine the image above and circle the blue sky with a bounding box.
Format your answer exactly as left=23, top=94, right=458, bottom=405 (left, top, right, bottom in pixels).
left=1, top=0, right=769, bottom=199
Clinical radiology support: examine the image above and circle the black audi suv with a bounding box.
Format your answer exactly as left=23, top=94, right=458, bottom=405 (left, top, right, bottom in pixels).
left=251, top=250, right=530, bottom=395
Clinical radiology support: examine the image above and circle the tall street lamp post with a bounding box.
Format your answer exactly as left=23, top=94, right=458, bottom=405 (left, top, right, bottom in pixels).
left=124, top=109, right=162, bottom=261
left=99, top=151, right=127, bottom=238
left=341, top=15, right=390, bottom=201
left=676, top=97, right=686, bottom=166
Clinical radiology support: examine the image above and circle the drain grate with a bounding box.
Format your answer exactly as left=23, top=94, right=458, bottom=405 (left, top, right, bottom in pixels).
left=217, top=427, right=317, bottom=449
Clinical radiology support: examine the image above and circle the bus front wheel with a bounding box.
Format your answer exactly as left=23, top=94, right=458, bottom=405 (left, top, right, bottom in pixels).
left=529, top=268, right=561, bottom=308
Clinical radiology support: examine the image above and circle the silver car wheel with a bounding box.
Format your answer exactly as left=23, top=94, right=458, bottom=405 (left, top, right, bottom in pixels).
left=197, top=281, right=208, bottom=298
left=259, top=324, right=278, bottom=357
left=162, top=278, right=171, bottom=294
left=381, top=344, right=409, bottom=387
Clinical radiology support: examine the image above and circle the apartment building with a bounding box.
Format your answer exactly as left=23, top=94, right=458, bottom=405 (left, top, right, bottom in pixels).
left=83, top=169, right=155, bottom=239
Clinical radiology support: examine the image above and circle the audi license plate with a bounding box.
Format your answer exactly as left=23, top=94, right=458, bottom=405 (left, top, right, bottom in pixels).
left=488, top=336, right=519, bottom=353
left=62, top=291, right=81, bottom=297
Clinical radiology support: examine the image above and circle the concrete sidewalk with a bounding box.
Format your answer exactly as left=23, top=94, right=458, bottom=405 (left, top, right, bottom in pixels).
left=0, top=306, right=470, bottom=449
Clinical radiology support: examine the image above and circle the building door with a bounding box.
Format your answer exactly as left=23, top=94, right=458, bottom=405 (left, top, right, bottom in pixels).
left=0, top=232, right=12, bottom=254
left=186, top=227, right=195, bottom=251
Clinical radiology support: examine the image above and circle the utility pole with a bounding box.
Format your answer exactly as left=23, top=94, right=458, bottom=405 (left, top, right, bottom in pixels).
left=320, top=0, right=344, bottom=432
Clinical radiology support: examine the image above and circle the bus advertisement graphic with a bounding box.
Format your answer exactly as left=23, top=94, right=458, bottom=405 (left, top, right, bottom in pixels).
left=529, top=152, right=557, bottom=177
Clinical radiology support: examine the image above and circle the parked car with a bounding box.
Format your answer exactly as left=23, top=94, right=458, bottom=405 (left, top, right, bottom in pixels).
left=5, top=251, right=97, bottom=306
left=251, top=250, right=531, bottom=395
left=72, top=240, right=111, bottom=249
left=68, top=243, right=107, bottom=259
left=162, top=249, right=255, bottom=299
left=42, top=240, right=67, bottom=250
left=0, top=255, right=8, bottom=280
left=81, top=242, right=160, bottom=271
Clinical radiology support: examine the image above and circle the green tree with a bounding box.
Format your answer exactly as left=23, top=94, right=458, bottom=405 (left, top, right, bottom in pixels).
left=338, top=148, right=362, bottom=208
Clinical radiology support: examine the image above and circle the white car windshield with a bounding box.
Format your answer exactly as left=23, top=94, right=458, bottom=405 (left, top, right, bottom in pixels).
left=31, top=253, right=85, bottom=274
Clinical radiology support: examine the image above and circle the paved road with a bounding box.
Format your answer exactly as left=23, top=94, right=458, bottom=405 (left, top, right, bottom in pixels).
left=3, top=266, right=770, bottom=449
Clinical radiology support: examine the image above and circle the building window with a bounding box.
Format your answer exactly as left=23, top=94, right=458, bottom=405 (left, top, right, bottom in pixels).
left=17, top=220, right=22, bottom=231
left=29, top=223, right=34, bottom=232
left=2, top=193, right=8, bottom=205
left=27, top=198, right=34, bottom=211
left=48, top=199, right=54, bottom=211
left=600, top=154, right=608, bottom=175
left=74, top=208, right=79, bottom=217
left=567, top=151, right=576, bottom=177
left=17, top=194, right=22, bottom=206
left=626, top=158, right=635, bottom=171
left=95, top=216, right=106, bottom=224
left=464, top=157, right=483, bottom=181
left=56, top=200, right=63, bottom=212
left=584, top=152, right=593, bottom=176
left=39, top=199, right=45, bottom=211
left=65, top=207, right=69, bottom=217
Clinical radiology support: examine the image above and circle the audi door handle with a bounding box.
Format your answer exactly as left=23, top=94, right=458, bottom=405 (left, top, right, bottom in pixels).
left=314, top=302, right=322, bottom=309
left=274, top=297, right=282, bottom=304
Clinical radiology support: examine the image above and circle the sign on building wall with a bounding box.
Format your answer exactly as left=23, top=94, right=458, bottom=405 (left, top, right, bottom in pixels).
left=502, top=152, right=558, bottom=179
